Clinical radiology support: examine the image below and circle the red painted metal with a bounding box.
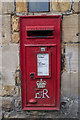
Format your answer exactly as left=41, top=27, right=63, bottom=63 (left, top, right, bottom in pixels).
left=19, top=15, right=61, bottom=110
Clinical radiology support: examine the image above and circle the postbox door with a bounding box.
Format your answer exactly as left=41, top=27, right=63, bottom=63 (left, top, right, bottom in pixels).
left=24, top=44, right=57, bottom=108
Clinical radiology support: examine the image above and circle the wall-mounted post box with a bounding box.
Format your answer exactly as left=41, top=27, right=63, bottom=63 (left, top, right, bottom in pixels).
left=19, top=15, right=61, bottom=110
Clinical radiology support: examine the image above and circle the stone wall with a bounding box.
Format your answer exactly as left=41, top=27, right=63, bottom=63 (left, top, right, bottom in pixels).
left=0, top=0, right=80, bottom=119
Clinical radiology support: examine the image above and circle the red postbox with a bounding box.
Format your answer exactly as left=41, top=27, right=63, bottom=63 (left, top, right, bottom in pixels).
left=19, top=15, right=61, bottom=110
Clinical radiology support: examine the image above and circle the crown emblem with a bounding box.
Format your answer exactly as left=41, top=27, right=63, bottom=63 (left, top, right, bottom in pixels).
left=36, top=79, right=47, bottom=88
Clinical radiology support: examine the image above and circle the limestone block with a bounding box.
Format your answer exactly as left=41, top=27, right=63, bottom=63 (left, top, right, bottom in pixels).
left=62, top=72, right=78, bottom=98
left=78, top=14, right=80, bottom=33
left=78, top=45, right=80, bottom=97
left=2, top=97, right=13, bottom=112
left=2, top=44, right=19, bottom=85
left=0, top=97, right=2, bottom=109
left=2, top=2, right=14, bottom=14
left=2, top=85, right=16, bottom=97
left=15, top=86, right=21, bottom=97
left=65, top=44, right=78, bottom=72
left=72, top=2, right=80, bottom=13
left=12, top=15, right=19, bottom=32
left=2, top=15, right=11, bottom=44
left=0, top=83, right=2, bottom=96
left=16, top=0, right=27, bottom=13
left=62, top=14, right=79, bottom=42
left=0, top=43, right=2, bottom=87
left=15, top=97, right=21, bottom=108
left=15, top=67, right=21, bottom=86
left=12, top=32, right=19, bottom=43
left=0, top=15, right=2, bottom=44
left=0, top=37, right=2, bottom=78
left=61, top=44, right=78, bottom=98
left=52, top=0, right=70, bottom=12
left=0, top=2, right=2, bottom=15
left=0, top=97, right=2, bottom=120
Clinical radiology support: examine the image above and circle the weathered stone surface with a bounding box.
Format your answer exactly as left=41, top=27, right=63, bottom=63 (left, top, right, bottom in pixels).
left=0, top=44, right=2, bottom=92
left=79, top=14, right=80, bottom=32
left=0, top=86, right=1, bottom=96
left=15, top=86, right=21, bottom=97
left=61, top=44, right=78, bottom=98
left=0, top=15, right=2, bottom=44
left=12, top=15, right=19, bottom=32
left=28, top=12, right=34, bottom=15
left=3, top=98, right=78, bottom=118
left=72, top=2, right=80, bottom=13
left=62, top=14, right=79, bottom=42
left=0, top=97, right=2, bottom=109
left=62, top=72, right=78, bottom=98
left=61, top=44, right=66, bottom=72
left=2, top=97, right=13, bottom=112
left=2, top=85, right=16, bottom=97
left=2, top=15, right=11, bottom=44
left=52, top=1, right=70, bottom=12
left=15, top=66, right=21, bottom=86
left=2, top=2, right=14, bottom=14
left=15, top=97, right=21, bottom=110
left=78, top=45, right=80, bottom=98
left=0, top=2, right=2, bottom=15
left=16, top=0, right=27, bottom=13
left=65, top=44, right=78, bottom=72
left=2, top=44, right=19, bottom=85
left=0, top=97, right=2, bottom=120
left=12, top=32, right=19, bottom=43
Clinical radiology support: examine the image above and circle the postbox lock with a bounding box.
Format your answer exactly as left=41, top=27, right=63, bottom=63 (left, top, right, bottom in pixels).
left=30, top=73, right=34, bottom=79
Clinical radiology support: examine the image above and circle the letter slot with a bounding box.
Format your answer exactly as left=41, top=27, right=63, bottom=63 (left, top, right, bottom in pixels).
left=26, top=26, right=54, bottom=38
